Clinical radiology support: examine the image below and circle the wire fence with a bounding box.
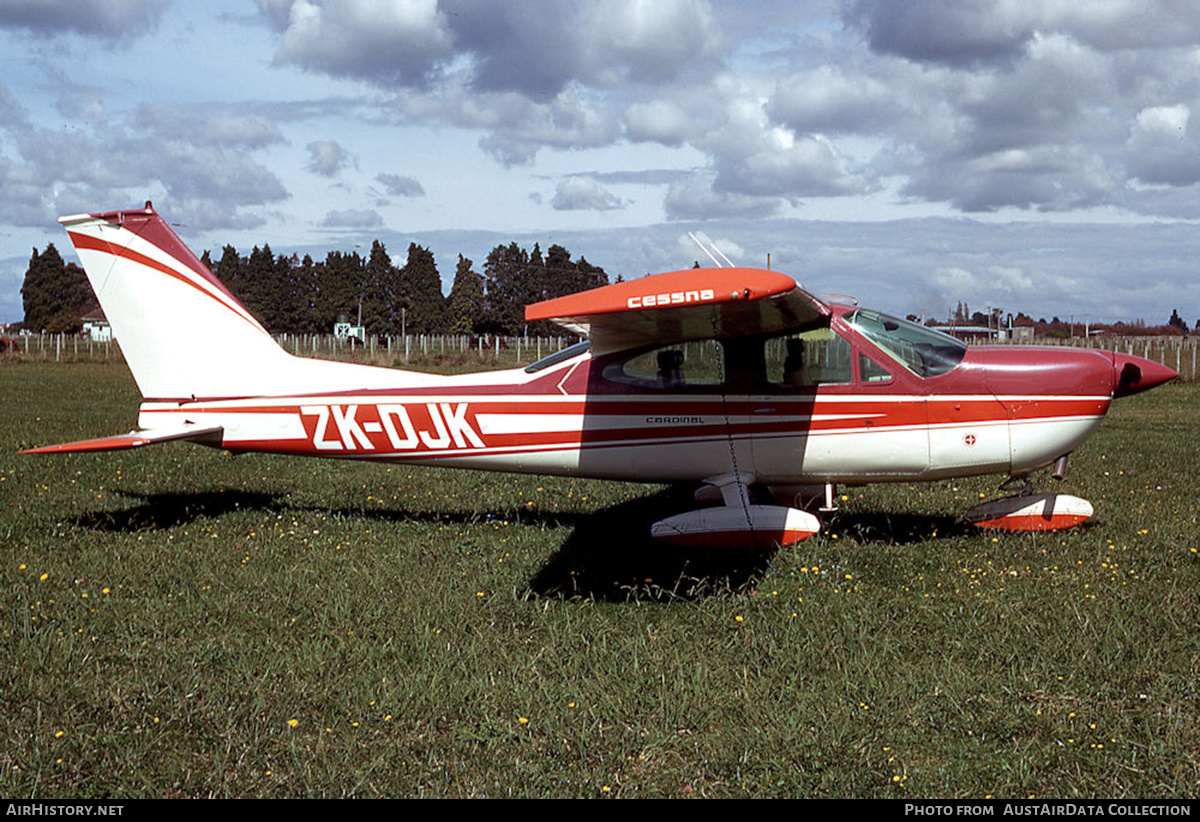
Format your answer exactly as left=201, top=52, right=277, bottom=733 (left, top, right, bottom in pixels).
left=0, top=332, right=581, bottom=372
left=4, top=331, right=1199, bottom=380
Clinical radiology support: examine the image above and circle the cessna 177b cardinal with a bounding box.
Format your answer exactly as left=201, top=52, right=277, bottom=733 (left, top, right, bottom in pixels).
left=22, top=203, right=1177, bottom=548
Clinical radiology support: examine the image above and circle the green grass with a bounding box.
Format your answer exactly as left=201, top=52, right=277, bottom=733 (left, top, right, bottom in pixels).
left=2, top=361, right=1198, bottom=798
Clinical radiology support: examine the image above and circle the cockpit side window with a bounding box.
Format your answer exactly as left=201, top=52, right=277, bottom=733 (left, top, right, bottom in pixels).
left=763, top=328, right=853, bottom=388
left=859, top=351, right=893, bottom=383
left=844, top=310, right=966, bottom=378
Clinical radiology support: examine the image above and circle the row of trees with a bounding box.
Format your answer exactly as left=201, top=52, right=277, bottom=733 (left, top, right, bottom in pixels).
left=20, top=239, right=609, bottom=338
left=944, top=302, right=1198, bottom=336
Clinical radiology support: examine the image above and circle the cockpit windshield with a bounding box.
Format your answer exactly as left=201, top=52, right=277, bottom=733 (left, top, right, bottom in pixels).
left=843, top=310, right=966, bottom=378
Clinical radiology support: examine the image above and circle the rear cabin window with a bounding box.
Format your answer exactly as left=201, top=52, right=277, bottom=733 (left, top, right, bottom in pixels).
left=602, top=341, right=725, bottom=389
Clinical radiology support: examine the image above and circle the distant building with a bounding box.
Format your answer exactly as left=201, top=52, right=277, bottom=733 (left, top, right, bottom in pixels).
left=940, top=324, right=1033, bottom=343
left=81, top=307, right=112, bottom=342
left=333, top=314, right=365, bottom=343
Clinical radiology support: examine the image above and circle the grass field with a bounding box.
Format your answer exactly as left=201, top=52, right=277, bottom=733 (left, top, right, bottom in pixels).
left=2, top=361, right=1198, bottom=798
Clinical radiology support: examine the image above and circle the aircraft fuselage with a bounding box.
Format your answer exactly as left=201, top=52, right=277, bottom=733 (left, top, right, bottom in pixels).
left=131, top=305, right=1173, bottom=488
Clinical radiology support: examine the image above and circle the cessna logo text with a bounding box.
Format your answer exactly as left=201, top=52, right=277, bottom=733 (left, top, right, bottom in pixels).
left=301, top=403, right=483, bottom=451
left=627, top=288, right=715, bottom=309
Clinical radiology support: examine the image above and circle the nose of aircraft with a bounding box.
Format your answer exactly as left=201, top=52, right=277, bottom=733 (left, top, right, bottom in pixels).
left=1112, top=352, right=1178, bottom=397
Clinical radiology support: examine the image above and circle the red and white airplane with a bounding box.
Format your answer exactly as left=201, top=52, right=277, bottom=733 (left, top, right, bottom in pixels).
left=23, top=203, right=1177, bottom=547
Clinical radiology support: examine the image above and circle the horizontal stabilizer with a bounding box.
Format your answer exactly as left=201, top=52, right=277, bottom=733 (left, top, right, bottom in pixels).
left=21, top=424, right=224, bottom=454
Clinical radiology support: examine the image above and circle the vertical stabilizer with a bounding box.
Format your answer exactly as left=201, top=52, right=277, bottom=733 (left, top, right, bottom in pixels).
left=60, top=203, right=294, bottom=400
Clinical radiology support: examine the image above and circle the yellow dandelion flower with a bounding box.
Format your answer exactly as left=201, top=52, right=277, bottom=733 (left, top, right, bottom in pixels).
left=288, top=719, right=299, bottom=728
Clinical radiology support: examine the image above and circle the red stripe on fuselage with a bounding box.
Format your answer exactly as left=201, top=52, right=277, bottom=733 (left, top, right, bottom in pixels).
left=139, top=391, right=1108, bottom=461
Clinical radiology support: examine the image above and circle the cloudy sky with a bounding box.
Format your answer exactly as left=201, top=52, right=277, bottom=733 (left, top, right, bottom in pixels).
left=2, top=0, right=1200, bottom=325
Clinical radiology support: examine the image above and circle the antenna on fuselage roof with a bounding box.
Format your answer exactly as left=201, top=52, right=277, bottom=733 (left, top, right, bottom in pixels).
left=687, top=231, right=735, bottom=268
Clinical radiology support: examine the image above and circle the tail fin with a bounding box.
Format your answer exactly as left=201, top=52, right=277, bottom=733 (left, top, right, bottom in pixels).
left=60, top=203, right=298, bottom=400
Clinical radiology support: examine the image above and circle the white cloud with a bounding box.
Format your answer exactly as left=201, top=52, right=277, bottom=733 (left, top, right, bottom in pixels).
left=664, top=174, right=782, bottom=220
left=845, top=0, right=1200, bottom=65
left=321, top=208, right=383, bottom=228
left=580, top=0, right=722, bottom=84
left=1126, top=104, right=1200, bottom=186
left=474, top=88, right=620, bottom=166
left=376, top=173, right=425, bottom=197
left=306, top=140, right=353, bottom=177
left=768, top=66, right=896, bottom=134
left=133, top=106, right=285, bottom=149
left=624, top=100, right=693, bottom=146
left=268, top=0, right=453, bottom=86
left=0, top=0, right=167, bottom=39
left=551, top=178, right=625, bottom=212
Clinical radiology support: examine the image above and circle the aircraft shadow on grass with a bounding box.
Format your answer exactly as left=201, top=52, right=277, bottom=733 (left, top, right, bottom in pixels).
left=74, top=486, right=972, bottom=603
left=72, top=489, right=284, bottom=532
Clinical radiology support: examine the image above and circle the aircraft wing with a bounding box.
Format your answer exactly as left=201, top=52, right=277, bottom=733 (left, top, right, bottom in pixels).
left=20, top=424, right=224, bottom=454
left=525, top=267, right=830, bottom=352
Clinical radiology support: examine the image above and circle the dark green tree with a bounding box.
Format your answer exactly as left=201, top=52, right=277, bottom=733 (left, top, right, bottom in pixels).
left=480, top=241, right=609, bottom=336
left=243, top=244, right=283, bottom=330
left=314, top=250, right=365, bottom=332
left=573, top=256, right=608, bottom=293
left=448, top=255, right=484, bottom=335
left=482, top=242, right=535, bottom=335
left=20, top=243, right=94, bottom=332
left=359, top=241, right=401, bottom=336
left=272, top=252, right=312, bottom=334
left=543, top=244, right=574, bottom=299
left=215, top=245, right=245, bottom=303
left=293, top=254, right=321, bottom=334
left=397, top=242, right=447, bottom=334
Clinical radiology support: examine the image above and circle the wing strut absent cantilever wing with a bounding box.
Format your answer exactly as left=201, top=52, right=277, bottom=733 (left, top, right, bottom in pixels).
left=525, top=267, right=830, bottom=353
